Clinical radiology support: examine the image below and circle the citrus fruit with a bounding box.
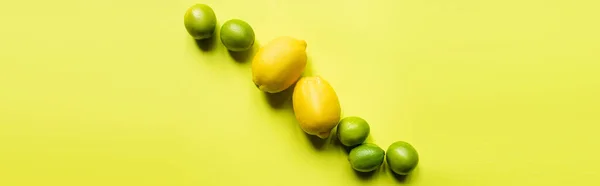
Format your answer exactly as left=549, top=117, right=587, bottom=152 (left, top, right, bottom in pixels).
left=183, top=4, right=217, bottom=40
left=252, top=36, right=307, bottom=93
left=337, top=116, right=370, bottom=147
left=348, top=143, right=385, bottom=172
left=386, top=141, right=419, bottom=175
left=220, top=19, right=255, bottom=51
left=292, top=76, right=341, bottom=138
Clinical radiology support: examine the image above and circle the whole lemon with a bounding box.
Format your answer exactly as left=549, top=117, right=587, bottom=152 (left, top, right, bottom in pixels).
left=386, top=141, right=419, bottom=175
left=292, top=76, right=341, bottom=138
left=251, top=36, right=307, bottom=93
left=183, top=4, right=217, bottom=40
left=220, top=19, right=255, bottom=51
left=337, top=116, right=370, bottom=147
left=348, top=143, right=385, bottom=172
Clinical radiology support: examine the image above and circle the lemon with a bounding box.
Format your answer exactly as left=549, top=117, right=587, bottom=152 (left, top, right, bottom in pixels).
left=252, top=36, right=307, bottom=93
left=386, top=141, right=419, bottom=175
left=348, top=143, right=385, bottom=172
left=183, top=4, right=217, bottom=40
left=292, top=76, right=341, bottom=138
left=220, top=19, right=255, bottom=51
left=337, top=116, right=370, bottom=147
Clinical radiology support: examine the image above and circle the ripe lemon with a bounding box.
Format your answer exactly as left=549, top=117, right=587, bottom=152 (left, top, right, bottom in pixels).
left=220, top=19, right=255, bottom=51
left=386, top=141, right=419, bottom=175
left=251, top=36, right=307, bottom=93
left=337, top=116, right=370, bottom=147
left=348, top=143, right=385, bottom=172
left=292, top=76, right=341, bottom=138
left=183, top=4, right=217, bottom=40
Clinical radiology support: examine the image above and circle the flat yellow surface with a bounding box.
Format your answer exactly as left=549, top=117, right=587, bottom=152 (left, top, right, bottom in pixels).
left=1, top=0, right=599, bottom=185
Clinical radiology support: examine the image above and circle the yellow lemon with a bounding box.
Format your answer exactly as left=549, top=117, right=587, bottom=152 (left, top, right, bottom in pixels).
left=252, top=36, right=307, bottom=93
left=292, top=76, right=341, bottom=138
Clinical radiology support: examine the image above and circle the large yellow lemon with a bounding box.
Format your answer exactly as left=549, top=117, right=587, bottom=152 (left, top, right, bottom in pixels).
left=251, top=36, right=307, bottom=93
left=292, top=76, right=341, bottom=138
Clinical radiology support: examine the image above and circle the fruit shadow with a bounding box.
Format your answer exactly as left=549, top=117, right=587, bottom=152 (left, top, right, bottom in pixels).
left=305, top=133, right=328, bottom=150
left=262, top=82, right=295, bottom=110
left=193, top=19, right=221, bottom=51
left=332, top=135, right=355, bottom=154
left=354, top=170, right=378, bottom=180
left=261, top=83, right=329, bottom=151
left=228, top=40, right=260, bottom=64
left=194, top=26, right=219, bottom=51
left=306, top=124, right=343, bottom=151
left=388, top=166, right=418, bottom=183
left=195, top=36, right=217, bottom=51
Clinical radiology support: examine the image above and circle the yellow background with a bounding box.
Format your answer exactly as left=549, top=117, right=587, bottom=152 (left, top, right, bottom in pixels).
left=1, top=0, right=599, bottom=185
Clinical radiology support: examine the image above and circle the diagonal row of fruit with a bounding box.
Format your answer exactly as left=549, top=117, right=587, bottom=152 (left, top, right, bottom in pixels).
left=184, top=3, right=419, bottom=177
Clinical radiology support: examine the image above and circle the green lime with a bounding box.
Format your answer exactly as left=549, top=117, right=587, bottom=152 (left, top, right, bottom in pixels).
left=184, top=4, right=217, bottom=40
left=386, top=141, right=419, bottom=175
left=348, top=143, right=385, bottom=172
left=336, top=116, right=370, bottom=147
left=220, top=19, right=255, bottom=51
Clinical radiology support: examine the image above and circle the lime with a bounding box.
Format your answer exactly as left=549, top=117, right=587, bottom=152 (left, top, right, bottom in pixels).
left=337, top=116, right=370, bottom=147
left=220, top=19, right=255, bottom=51
left=386, top=141, right=419, bottom=175
left=348, top=143, right=385, bottom=172
left=183, top=4, right=217, bottom=40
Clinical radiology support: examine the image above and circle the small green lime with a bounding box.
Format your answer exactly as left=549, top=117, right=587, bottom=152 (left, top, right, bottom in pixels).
left=386, top=141, right=419, bottom=175
left=337, top=116, right=370, bottom=147
left=184, top=4, right=217, bottom=40
left=220, top=19, right=255, bottom=51
left=348, top=143, right=385, bottom=172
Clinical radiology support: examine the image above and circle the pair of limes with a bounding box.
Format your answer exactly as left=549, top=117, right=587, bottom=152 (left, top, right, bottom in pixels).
left=337, top=117, right=419, bottom=175
left=183, top=4, right=255, bottom=52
